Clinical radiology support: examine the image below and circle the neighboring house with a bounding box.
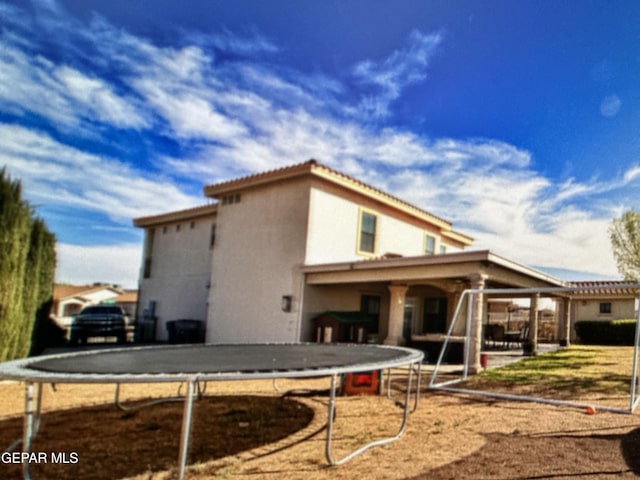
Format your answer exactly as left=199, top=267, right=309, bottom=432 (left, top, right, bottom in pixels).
left=134, top=160, right=569, bottom=371
left=51, top=284, right=137, bottom=329
left=113, top=289, right=139, bottom=319
left=562, top=281, right=638, bottom=342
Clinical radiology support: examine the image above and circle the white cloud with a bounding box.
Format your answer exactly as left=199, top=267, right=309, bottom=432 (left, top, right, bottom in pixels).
left=623, top=165, right=640, bottom=184
left=353, top=30, right=443, bottom=118
left=133, top=78, right=248, bottom=141
left=53, top=65, right=149, bottom=129
left=56, top=243, right=141, bottom=288
left=600, top=94, right=622, bottom=117
left=0, top=124, right=202, bottom=221
left=0, top=42, right=148, bottom=133
left=0, top=2, right=633, bottom=286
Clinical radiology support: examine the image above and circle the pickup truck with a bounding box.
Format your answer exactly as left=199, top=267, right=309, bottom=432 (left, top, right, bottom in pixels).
left=69, top=305, right=127, bottom=345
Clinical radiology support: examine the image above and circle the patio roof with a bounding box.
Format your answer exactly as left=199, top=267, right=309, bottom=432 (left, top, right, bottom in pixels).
left=302, top=250, right=565, bottom=291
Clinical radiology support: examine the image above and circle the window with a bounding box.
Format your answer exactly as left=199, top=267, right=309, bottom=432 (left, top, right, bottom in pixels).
left=360, top=294, right=381, bottom=333
left=209, top=224, right=217, bottom=249
left=439, top=245, right=447, bottom=254
left=221, top=193, right=241, bottom=206
left=425, top=234, right=436, bottom=255
left=143, top=228, right=155, bottom=278
left=600, top=302, right=612, bottom=314
left=423, top=297, right=448, bottom=334
left=403, top=298, right=417, bottom=339
left=358, top=210, right=377, bottom=254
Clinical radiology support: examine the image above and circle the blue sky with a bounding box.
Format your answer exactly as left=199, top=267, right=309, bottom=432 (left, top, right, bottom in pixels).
left=1, top=0, right=639, bottom=287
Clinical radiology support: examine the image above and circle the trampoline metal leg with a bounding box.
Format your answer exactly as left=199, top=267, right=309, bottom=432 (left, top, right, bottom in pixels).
left=411, top=363, right=422, bottom=413
left=384, top=364, right=422, bottom=413
left=178, top=379, right=196, bottom=480
left=22, top=381, right=42, bottom=480
left=325, top=363, right=417, bottom=466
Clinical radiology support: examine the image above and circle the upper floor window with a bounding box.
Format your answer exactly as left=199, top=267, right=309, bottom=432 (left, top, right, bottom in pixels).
left=425, top=234, right=436, bottom=255
left=358, top=210, right=377, bottom=254
left=599, top=302, right=612, bottom=314
left=439, top=244, right=447, bottom=254
left=143, top=228, right=155, bottom=279
left=210, top=224, right=217, bottom=249
left=221, top=193, right=241, bottom=206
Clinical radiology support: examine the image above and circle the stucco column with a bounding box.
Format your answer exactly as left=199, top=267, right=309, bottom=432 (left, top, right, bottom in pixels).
left=467, top=273, right=487, bottom=374
left=560, top=298, right=572, bottom=347
left=525, top=293, right=539, bottom=356
left=384, top=284, right=409, bottom=346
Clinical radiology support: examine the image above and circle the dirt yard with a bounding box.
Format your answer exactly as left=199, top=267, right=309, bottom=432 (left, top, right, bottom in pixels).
left=1, top=374, right=639, bottom=480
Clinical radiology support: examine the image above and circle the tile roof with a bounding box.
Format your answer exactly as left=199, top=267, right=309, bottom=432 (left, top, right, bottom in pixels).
left=568, top=281, right=640, bottom=296
left=203, top=159, right=473, bottom=244
left=115, top=290, right=138, bottom=303
left=53, top=284, right=114, bottom=301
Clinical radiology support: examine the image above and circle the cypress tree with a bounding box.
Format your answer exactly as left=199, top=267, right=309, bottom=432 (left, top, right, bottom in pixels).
left=29, top=221, right=59, bottom=356
left=0, top=168, right=56, bottom=361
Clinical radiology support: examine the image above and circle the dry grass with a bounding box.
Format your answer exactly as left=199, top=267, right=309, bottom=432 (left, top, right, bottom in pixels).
left=457, top=345, right=636, bottom=409
left=1, top=347, right=639, bottom=479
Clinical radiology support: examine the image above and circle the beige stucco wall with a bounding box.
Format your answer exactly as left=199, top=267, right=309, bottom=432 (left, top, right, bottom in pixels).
left=137, top=172, right=470, bottom=345
left=206, top=179, right=311, bottom=343
left=137, top=216, right=215, bottom=341
left=300, top=283, right=390, bottom=342
left=572, top=298, right=636, bottom=322
left=305, top=185, right=459, bottom=265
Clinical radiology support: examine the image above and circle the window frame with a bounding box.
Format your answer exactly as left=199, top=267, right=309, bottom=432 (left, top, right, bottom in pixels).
left=357, top=208, right=378, bottom=256
left=424, top=234, right=436, bottom=255
left=599, top=302, right=612, bottom=314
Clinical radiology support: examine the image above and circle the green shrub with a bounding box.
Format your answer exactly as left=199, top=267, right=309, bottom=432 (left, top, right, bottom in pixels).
left=575, top=319, right=637, bottom=345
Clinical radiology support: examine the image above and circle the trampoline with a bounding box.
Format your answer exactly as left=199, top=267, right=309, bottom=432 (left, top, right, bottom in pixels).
left=0, top=343, right=424, bottom=479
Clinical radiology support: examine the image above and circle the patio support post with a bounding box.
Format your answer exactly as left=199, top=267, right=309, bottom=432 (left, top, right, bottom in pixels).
left=384, top=284, right=409, bottom=346
left=467, top=274, right=487, bottom=374
left=525, top=293, right=539, bottom=356
left=562, top=298, right=572, bottom=347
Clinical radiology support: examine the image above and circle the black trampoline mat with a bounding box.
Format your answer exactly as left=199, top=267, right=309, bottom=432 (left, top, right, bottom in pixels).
left=27, top=343, right=417, bottom=376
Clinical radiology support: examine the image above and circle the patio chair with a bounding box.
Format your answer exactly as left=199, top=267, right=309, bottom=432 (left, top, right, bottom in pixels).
left=505, top=323, right=529, bottom=349
left=484, top=324, right=505, bottom=349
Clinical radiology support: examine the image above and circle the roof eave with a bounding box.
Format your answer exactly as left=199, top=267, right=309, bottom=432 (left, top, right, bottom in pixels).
left=133, top=204, right=218, bottom=228
left=302, top=249, right=565, bottom=287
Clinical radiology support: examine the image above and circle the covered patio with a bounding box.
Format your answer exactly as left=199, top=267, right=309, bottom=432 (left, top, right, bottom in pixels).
left=301, top=250, right=566, bottom=373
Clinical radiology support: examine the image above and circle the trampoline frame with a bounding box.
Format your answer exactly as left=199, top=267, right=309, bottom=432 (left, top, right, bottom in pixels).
left=0, top=343, right=423, bottom=480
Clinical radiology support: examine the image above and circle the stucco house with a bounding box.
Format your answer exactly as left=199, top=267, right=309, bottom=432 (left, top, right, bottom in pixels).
left=560, top=281, right=638, bottom=343
left=51, top=283, right=137, bottom=329
left=134, top=160, right=576, bottom=371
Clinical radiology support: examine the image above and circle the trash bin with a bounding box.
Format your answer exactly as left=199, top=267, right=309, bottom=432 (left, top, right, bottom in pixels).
left=166, top=319, right=205, bottom=344
left=135, top=316, right=157, bottom=343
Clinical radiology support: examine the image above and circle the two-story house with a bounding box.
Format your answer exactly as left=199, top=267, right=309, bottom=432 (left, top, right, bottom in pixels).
left=134, top=160, right=564, bottom=370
